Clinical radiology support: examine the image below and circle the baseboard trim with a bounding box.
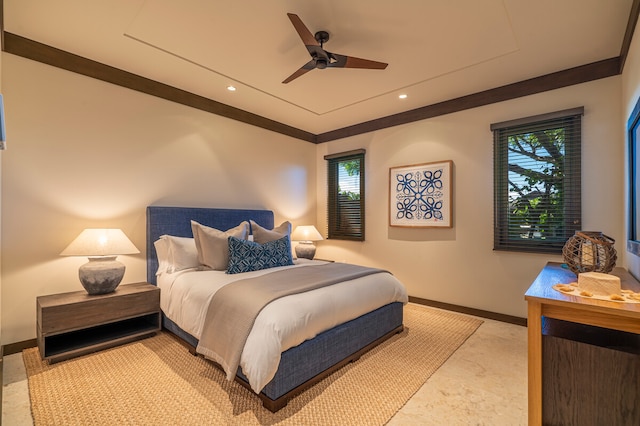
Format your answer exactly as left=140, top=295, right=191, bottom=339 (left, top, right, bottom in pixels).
left=409, top=296, right=527, bottom=327
left=2, top=338, right=37, bottom=356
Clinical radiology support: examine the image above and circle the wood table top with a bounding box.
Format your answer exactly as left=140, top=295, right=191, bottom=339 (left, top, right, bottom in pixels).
left=525, top=262, right=640, bottom=319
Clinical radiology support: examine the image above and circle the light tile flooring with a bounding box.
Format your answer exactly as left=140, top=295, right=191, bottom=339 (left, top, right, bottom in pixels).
left=2, top=310, right=528, bottom=425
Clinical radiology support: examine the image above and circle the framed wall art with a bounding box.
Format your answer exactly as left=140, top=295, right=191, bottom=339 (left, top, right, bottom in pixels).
left=389, top=160, right=452, bottom=228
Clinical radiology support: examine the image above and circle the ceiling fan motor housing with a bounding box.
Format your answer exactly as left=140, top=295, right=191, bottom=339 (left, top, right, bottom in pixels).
left=314, top=30, right=330, bottom=45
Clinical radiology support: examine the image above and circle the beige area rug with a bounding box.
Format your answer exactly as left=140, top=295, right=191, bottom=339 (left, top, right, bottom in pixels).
left=23, top=304, right=482, bottom=426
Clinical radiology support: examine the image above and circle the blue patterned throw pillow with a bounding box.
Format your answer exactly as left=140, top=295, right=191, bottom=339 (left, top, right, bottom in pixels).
left=226, top=235, right=294, bottom=274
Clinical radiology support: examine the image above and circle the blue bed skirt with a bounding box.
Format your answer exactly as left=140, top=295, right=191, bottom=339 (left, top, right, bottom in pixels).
left=163, top=302, right=404, bottom=409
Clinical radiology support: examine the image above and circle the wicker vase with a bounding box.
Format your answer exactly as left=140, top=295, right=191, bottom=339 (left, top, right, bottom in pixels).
left=562, top=231, right=617, bottom=275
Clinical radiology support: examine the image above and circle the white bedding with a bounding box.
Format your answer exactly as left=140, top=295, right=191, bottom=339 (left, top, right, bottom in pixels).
left=157, top=259, right=408, bottom=393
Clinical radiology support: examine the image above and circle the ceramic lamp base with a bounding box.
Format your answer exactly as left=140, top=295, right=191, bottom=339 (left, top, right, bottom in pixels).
left=295, top=242, right=317, bottom=260
left=79, top=256, right=125, bottom=295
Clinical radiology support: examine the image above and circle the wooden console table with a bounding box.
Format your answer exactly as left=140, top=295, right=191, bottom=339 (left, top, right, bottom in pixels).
left=525, top=262, right=640, bottom=425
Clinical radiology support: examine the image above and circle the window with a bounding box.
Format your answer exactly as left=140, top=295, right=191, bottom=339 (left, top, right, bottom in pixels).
left=492, top=108, right=583, bottom=254
left=628, top=95, right=640, bottom=256
left=325, top=149, right=365, bottom=241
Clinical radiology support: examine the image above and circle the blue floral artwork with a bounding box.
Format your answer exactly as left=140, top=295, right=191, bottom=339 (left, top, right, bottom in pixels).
left=389, top=161, right=452, bottom=227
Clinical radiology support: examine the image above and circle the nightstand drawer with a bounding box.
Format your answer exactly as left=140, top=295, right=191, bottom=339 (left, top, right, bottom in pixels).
left=39, top=290, right=159, bottom=334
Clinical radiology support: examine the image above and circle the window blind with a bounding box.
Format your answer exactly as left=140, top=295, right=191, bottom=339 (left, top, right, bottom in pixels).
left=325, top=150, right=365, bottom=241
left=492, top=108, right=583, bottom=253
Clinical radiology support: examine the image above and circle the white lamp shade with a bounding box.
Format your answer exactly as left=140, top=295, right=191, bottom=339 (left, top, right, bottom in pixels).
left=60, top=229, right=139, bottom=257
left=291, top=225, right=323, bottom=242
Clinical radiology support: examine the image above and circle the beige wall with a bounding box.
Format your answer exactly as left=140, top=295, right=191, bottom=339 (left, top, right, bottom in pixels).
left=316, top=77, right=624, bottom=318
left=623, top=21, right=640, bottom=278
left=0, top=54, right=318, bottom=344
left=0, top=37, right=632, bottom=343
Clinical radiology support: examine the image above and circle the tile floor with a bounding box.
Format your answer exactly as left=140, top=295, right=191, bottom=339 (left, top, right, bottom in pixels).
left=2, top=308, right=528, bottom=425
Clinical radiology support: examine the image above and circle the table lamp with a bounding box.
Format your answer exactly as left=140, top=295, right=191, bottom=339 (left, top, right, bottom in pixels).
left=60, top=228, right=140, bottom=295
left=291, top=225, right=323, bottom=260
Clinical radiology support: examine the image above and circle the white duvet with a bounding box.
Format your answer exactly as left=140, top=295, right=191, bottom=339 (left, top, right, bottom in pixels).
left=157, top=259, right=408, bottom=393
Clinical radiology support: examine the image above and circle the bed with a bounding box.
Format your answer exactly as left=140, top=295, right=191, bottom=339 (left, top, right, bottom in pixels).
left=146, top=206, right=407, bottom=411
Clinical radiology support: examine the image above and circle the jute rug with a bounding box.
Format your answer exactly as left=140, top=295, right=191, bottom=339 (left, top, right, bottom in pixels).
left=23, top=304, right=482, bottom=425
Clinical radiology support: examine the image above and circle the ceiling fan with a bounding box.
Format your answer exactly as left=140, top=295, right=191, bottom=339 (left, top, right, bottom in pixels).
left=283, top=13, right=388, bottom=84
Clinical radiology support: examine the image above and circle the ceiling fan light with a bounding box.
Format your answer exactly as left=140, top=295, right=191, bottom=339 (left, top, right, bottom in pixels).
left=316, top=59, right=328, bottom=69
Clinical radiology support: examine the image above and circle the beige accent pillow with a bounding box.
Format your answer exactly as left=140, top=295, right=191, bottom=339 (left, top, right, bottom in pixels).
left=250, top=220, right=292, bottom=244
left=191, top=220, right=249, bottom=270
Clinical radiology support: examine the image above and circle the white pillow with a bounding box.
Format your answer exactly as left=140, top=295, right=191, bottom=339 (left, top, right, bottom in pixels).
left=153, top=238, right=171, bottom=276
left=159, top=235, right=199, bottom=273
left=250, top=220, right=292, bottom=244
left=191, top=220, right=249, bottom=270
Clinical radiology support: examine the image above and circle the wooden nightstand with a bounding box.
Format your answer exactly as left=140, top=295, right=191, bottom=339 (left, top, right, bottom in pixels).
left=37, top=282, right=160, bottom=363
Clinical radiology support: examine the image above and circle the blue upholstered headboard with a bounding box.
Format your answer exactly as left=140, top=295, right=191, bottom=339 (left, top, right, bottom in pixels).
left=146, top=206, right=275, bottom=285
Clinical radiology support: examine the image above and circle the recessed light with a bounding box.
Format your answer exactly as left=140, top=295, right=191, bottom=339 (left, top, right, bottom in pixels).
left=227, top=85, right=237, bottom=92
left=398, top=94, right=407, bottom=99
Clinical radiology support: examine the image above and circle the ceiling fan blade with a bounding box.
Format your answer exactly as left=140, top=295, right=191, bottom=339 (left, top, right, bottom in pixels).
left=287, top=13, right=319, bottom=47
left=282, top=61, right=316, bottom=84
left=283, top=14, right=388, bottom=82
left=328, top=52, right=388, bottom=70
